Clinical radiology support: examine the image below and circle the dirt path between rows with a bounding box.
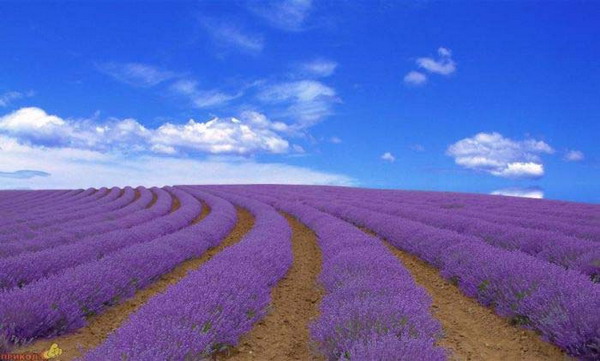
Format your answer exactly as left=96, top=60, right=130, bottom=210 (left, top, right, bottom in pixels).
left=217, top=213, right=323, bottom=361
left=170, top=192, right=181, bottom=212
left=192, top=201, right=211, bottom=224
left=146, top=189, right=158, bottom=208
left=17, top=207, right=254, bottom=361
left=359, top=228, right=568, bottom=361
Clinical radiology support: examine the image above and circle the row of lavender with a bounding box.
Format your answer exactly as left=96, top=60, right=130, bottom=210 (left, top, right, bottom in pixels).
left=0, top=187, right=157, bottom=257
left=227, top=187, right=447, bottom=360
left=287, top=186, right=600, bottom=242
left=1, top=189, right=139, bottom=246
left=0, top=188, right=235, bottom=351
left=78, top=188, right=293, bottom=360
left=0, top=190, right=64, bottom=211
left=366, top=188, right=599, bottom=223
left=0, top=187, right=194, bottom=290
left=0, top=188, right=110, bottom=229
left=249, top=186, right=599, bottom=360
left=287, top=189, right=600, bottom=279
left=0, top=187, right=139, bottom=245
left=345, top=188, right=600, bottom=242
left=0, top=189, right=81, bottom=217
left=0, top=189, right=89, bottom=216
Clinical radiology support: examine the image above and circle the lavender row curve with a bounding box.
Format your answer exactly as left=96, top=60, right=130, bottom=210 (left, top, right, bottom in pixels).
left=0, top=187, right=109, bottom=228
left=0, top=189, right=85, bottom=214
left=0, top=187, right=137, bottom=243
left=375, top=188, right=599, bottom=226
left=0, top=187, right=152, bottom=249
left=0, top=188, right=236, bottom=350
left=234, top=188, right=446, bottom=361
left=10, top=186, right=125, bottom=231
left=0, top=188, right=96, bottom=227
left=0, top=188, right=105, bottom=238
left=240, top=186, right=600, bottom=278
left=0, top=187, right=201, bottom=290
left=343, top=188, right=600, bottom=241
left=300, top=186, right=598, bottom=227
left=20, top=187, right=126, bottom=228
left=313, top=187, right=600, bottom=242
left=298, top=197, right=600, bottom=360
left=0, top=187, right=172, bottom=258
left=78, top=187, right=292, bottom=361
left=326, top=195, right=600, bottom=279
left=0, top=190, right=68, bottom=211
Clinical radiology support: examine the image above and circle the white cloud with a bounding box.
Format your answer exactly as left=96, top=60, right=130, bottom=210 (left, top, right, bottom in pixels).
left=564, top=150, right=584, bottom=162
left=491, top=187, right=544, bottom=199
left=250, top=0, right=312, bottom=31
left=170, top=79, right=242, bottom=108
left=416, top=47, right=456, bottom=75
left=0, top=91, right=34, bottom=107
left=0, top=135, right=354, bottom=189
left=301, top=59, right=338, bottom=77
left=330, top=136, right=342, bottom=144
left=0, top=107, right=65, bottom=133
left=152, top=115, right=289, bottom=155
left=403, top=71, right=427, bottom=86
left=257, top=80, right=338, bottom=127
left=447, top=132, right=554, bottom=179
left=97, top=63, right=177, bottom=87
left=202, top=19, right=264, bottom=54
left=0, top=107, right=292, bottom=156
left=381, top=152, right=396, bottom=162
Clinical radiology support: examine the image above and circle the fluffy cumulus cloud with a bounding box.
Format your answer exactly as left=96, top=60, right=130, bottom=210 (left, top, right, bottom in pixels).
left=250, top=0, right=313, bottom=31
left=0, top=107, right=292, bottom=155
left=564, top=149, right=584, bottom=162
left=152, top=112, right=290, bottom=155
left=417, top=47, right=456, bottom=75
left=403, top=71, right=427, bottom=86
left=97, top=63, right=177, bottom=87
left=257, top=80, right=338, bottom=127
left=0, top=107, right=354, bottom=189
left=381, top=152, right=396, bottom=162
left=446, top=132, right=554, bottom=179
left=0, top=135, right=354, bottom=189
left=300, top=59, right=338, bottom=77
left=491, top=187, right=544, bottom=199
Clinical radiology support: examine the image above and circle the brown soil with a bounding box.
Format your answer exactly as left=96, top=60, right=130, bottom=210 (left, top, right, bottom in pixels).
left=170, top=194, right=181, bottom=212
left=360, top=228, right=568, bottom=361
left=16, top=207, right=254, bottom=361
left=192, top=201, right=211, bottom=224
left=132, top=189, right=141, bottom=202
left=217, top=213, right=323, bottom=361
left=146, top=190, right=158, bottom=208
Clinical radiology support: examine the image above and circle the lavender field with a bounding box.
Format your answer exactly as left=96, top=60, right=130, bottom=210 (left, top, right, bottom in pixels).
left=0, top=185, right=598, bottom=361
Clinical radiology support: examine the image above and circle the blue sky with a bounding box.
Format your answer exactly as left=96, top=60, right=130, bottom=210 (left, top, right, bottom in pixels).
left=0, top=0, right=598, bottom=203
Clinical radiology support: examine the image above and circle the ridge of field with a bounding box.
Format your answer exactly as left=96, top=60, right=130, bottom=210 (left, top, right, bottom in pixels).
left=0, top=185, right=597, bottom=360
left=16, top=206, right=253, bottom=361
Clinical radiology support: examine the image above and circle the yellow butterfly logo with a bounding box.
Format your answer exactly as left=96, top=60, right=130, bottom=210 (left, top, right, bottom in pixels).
left=42, top=343, right=63, bottom=359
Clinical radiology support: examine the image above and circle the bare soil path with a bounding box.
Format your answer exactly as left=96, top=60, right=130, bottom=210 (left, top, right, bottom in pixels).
left=217, top=213, right=323, bottom=361
left=17, top=207, right=254, bottom=361
left=360, top=228, right=568, bottom=361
